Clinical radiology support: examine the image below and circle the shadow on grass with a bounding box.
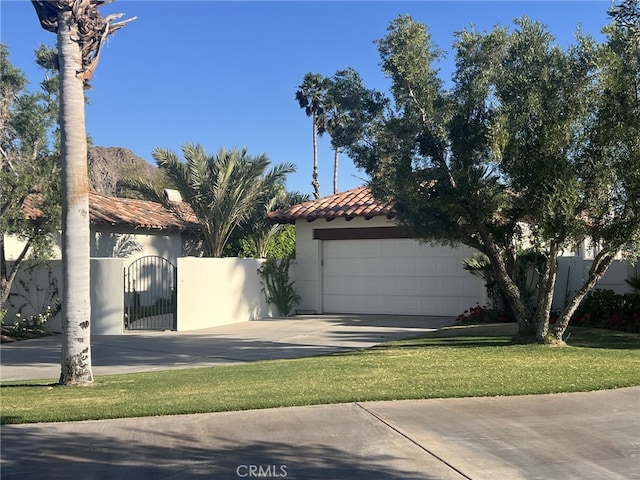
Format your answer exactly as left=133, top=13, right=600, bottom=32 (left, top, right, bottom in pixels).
left=564, top=327, right=640, bottom=350
left=377, top=324, right=640, bottom=351
left=370, top=337, right=513, bottom=350
left=0, top=383, right=58, bottom=388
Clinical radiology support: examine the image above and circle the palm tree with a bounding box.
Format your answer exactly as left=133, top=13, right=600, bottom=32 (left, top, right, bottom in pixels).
left=324, top=83, right=346, bottom=195
left=31, top=0, right=134, bottom=385
left=295, top=73, right=329, bottom=199
left=132, top=143, right=295, bottom=258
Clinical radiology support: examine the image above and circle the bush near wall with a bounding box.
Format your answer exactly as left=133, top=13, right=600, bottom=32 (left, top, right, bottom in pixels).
left=460, top=289, right=640, bottom=334
left=567, top=290, right=640, bottom=333
left=455, top=304, right=511, bottom=324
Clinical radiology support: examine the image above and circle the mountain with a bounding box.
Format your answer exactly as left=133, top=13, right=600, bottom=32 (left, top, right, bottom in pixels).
left=88, top=146, right=162, bottom=197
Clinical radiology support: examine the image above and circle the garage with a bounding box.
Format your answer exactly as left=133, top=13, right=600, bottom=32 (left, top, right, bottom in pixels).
left=269, top=185, right=487, bottom=316
left=321, top=238, right=484, bottom=316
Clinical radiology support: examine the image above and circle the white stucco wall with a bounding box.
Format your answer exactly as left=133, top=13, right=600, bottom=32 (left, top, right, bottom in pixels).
left=4, top=226, right=186, bottom=266
left=176, top=257, right=274, bottom=331
left=2, top=233, right=62, bottom=261
left=4, top=258, right=124, bottom=334
left=90, top=258, right=125, bottom=334
left=90, top=226, right=185, bottom=266
left=3, top=259, right=63, bottom=330
left=553, top=257, right=637, bottom=310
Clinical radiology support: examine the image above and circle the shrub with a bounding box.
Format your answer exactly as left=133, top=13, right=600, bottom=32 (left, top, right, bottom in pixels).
left=258, top=258, right=301, bottom=316
left=571, top=289, right=640, bottom=333
left=625, top=274, right=640, bottom=292
left=456, top=304, right=510, bottom=324
left=1, top=303, right=59, bottom=339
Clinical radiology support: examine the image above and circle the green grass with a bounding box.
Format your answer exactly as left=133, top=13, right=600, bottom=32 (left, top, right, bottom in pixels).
left=2, top=324, right=639, bottom=425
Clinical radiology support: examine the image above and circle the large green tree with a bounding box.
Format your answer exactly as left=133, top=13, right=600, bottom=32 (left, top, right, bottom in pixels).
left=341, top=5, right=639, bottom=344
left=295, top=72, right=330, bottom=199
left=324, top=67, right=387, bottom=195
left=130, top=143, right=295, bottom=258
left=32, top=0, right=134, bottom=385
left=0, top=45, right=60, bottom=311
left=547, top=0, right=640, bottom=340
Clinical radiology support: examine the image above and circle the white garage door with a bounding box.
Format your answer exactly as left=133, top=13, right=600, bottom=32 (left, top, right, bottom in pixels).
left=322, top=239, right=484, bottom=316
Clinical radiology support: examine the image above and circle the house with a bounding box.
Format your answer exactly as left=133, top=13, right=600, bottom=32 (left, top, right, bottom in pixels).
left=271, top=186, right=638, bottom=316
left=269, top=186, right=487, bottom=316
left=4, top=191, right=202, bottom=333
left=5, top=190, right=201, bottom=265
left=87, top=191, right=201, bottom=265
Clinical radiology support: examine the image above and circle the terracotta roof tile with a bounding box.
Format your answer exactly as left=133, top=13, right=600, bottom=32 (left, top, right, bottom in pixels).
left=23, top=192, right=199, bottom=231
left=88, top=192, right=198, bottom=231
left=269, top=186, right=394, bottom=224
left=22, top=193, right=46, bottom=220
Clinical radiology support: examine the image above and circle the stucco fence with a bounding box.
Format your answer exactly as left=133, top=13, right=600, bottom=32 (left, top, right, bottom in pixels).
left=4, top=256, right=637, bottom=335
left=552, top=257, right=638, bottom=310
left=4, top=257, right=277, bottom=334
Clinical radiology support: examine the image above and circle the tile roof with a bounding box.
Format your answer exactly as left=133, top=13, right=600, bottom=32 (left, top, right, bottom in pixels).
left=21, top=193, right=46, bottom=220
left=89, top=191, right=199, bottom=230
left=23, top=192, right=199, bottom=231
left=269, top=186, right=394, bottom=224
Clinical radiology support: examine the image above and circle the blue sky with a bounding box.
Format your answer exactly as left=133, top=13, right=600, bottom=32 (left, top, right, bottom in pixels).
left=1, top=1, right=612, bottom=198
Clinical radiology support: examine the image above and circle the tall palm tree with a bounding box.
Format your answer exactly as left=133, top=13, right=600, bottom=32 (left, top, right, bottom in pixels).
left=31, top=0, right=134, bottom=385
left=295, top=73, right=329, bottom=199
left=324, top=83, right=346, bottom=195
left=132, top=143, right=295, bottom=258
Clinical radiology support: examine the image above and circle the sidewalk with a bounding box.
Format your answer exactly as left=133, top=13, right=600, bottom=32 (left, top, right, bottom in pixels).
left=2, top=388, right=639, bottom=479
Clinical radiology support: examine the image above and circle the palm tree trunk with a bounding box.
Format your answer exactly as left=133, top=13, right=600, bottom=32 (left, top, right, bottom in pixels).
left=311, top=114, right=320, bottom=199
left=333, top=146, right=339, bottom=194
left=57, top=9, right=93, bottom=385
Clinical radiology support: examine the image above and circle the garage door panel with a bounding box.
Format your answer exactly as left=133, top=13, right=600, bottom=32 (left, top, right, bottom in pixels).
left=322, top=239, right=483, bottom=316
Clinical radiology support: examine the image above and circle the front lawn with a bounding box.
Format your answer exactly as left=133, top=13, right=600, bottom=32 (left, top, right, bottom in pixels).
left=1, top=324, right=639, bottom=425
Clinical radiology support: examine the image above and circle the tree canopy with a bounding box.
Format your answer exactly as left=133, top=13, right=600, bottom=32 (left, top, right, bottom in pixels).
left=0, top=44, right=60, bottom=310
left=129, top=143, right=296, bottom=258
left=339, top=1, right=639, bottom=344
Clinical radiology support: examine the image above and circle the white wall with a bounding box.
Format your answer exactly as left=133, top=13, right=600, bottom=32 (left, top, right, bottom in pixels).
left=90, top=258, right=125, bottom=334
left=4, top=258, right=124, bottom=334
left=5, top=256, right=278, bottom=335
left=4, top=259, right=63, bottom=329
left=90, top=225, right=184, bottom=267
left=2, top=233, right=62, bottom=261
left=176, top=257, right=274, bottom=331
left=553, top=257, right=637, bottom=310
left=4, top=226, right=186, bottom=267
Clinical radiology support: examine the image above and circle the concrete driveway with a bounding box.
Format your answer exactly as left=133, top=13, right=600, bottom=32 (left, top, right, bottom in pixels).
left=0, top=314, right=455, bottom=381
left=2, top=314, right=639, bottom=479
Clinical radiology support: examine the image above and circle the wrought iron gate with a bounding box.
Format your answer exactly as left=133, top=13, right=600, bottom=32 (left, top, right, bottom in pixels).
left=124, top=256, right=177, bottom=330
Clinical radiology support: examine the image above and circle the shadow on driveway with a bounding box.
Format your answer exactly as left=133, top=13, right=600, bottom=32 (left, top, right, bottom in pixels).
left=0, top=314, right=455, bottom=381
